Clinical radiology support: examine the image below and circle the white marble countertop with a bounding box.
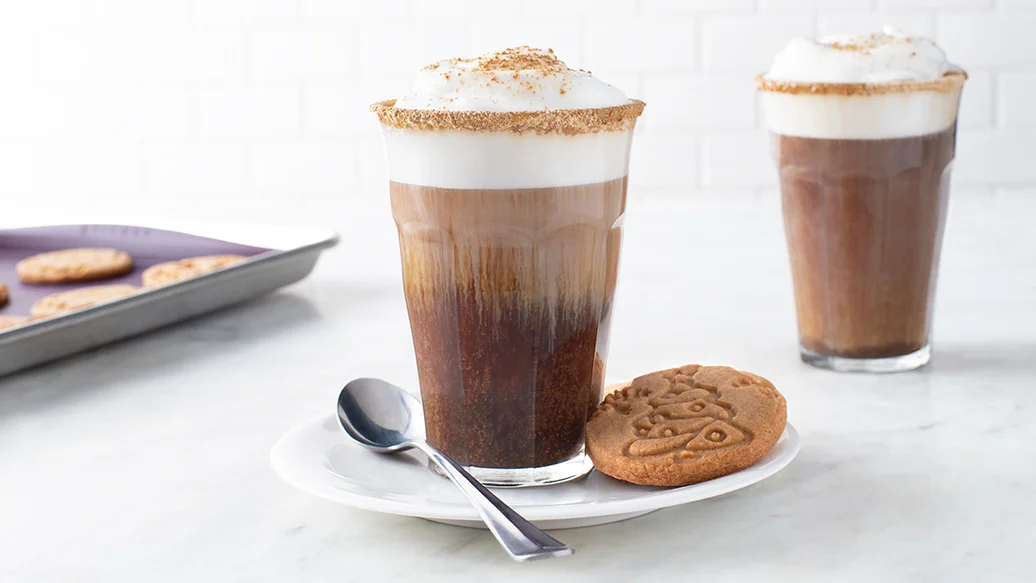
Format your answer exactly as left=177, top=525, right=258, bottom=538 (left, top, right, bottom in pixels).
left=2, top=193, right=1034, bottom=582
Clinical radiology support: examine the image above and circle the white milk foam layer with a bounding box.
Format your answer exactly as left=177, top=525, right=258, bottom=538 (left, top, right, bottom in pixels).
left=762, top=27, right=963, bottom=140
left=394, top=47, right=630, bottom=112
left=382, top=128, right=633, bottom=190
left=384, top=47, right=637, bottom=189
left=762, top=90, right=961, bottom=140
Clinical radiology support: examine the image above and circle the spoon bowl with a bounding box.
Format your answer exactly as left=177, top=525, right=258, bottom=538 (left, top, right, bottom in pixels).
left=337, top=378, right=424, bottom=453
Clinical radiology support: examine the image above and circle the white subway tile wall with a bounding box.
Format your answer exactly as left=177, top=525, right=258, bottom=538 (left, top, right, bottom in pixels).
left=0, top=0, right=1027, bottom=223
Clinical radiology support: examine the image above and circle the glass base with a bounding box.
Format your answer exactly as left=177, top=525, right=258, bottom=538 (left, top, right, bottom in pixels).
left=429, top=450, right=594, bottom=488
left=800, top=344, right=931, bottom=373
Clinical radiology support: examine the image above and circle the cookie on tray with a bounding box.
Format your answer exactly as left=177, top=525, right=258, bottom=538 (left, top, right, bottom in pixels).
left=0, top=283, right=8, bottom=306
left=30, top=284, right=139, bottom=319
left=586, top=364, right=787, bottom=487
left=141, top=255, right=247, bottom=288
left=16, top=248, right=134, bottom=284
left=0, top=315, right=30, bottom=331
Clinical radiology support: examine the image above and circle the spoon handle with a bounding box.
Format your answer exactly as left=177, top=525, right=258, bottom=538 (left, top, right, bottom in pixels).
left=414, top=441, right=574, bottom=562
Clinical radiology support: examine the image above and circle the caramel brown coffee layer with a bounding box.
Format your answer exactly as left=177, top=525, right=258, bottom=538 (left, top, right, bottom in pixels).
left=777, top=127, right=956, bottom=358
left=391, top=178, right=626, bottom=468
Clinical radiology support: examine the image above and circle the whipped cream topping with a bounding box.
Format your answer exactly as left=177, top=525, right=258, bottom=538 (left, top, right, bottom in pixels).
left=393, top=46, right=631, bottom=112
left=765, top=26, right=956, bottom=84
left=379, top=46, right=640, bottom=189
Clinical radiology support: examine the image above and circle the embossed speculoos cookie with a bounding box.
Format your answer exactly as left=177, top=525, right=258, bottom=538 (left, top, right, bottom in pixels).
left=141, top=255, right=247, bottom=288
left=30, top=284, right=139, bottom=319
left=585, top=364, right=787, bottom=487
left=16, top=248, right=134, bottom=284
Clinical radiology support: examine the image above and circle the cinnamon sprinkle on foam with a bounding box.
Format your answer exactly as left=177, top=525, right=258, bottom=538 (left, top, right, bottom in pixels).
left=376, top=46, right=644, bottom=134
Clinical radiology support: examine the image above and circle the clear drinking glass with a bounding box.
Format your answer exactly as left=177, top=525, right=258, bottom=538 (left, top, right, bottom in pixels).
left=759, top=73, right=966, bottom=373
left=373, top=99, right=645, bottom=485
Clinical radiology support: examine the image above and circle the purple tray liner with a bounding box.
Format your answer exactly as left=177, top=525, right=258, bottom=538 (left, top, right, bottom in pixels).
left=0, top=225, right=271, bottom=318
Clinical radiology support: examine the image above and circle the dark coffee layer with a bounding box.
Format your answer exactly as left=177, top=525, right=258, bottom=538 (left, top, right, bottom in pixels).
left=776, top=126, right=955, bottom=359
left=391, top=178, right=626, bottom=468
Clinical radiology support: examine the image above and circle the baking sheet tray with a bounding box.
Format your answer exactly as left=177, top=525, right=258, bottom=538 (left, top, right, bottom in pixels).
left=0, top=220, right=338, bottom=377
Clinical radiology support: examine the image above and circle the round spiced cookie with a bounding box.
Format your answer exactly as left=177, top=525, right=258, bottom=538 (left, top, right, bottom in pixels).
left=586, top=364, right=787, bottom=487
left=16, top=248, right=133, bottom=284
left=0, top=283, right=8, bottom=306
left=141, top=255, right=247, bottom=288
left=0, top=315, right=30, bottom=331
left=30, top=284, right=139, bottom=319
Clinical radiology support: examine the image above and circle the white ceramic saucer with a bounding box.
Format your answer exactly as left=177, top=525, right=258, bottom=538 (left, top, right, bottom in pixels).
left=271, top=414, right=800, bottom=530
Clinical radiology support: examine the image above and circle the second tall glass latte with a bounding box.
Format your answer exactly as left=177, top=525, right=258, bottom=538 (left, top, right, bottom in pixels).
left=373, top=47, right=644, bottom=486
left=759, top=29, right=966, bottom=373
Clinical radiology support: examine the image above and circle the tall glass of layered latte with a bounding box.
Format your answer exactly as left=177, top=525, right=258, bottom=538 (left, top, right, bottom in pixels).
left=758, top=29, right=966, bottom=373
left=372, top=47, right=645, bottom=486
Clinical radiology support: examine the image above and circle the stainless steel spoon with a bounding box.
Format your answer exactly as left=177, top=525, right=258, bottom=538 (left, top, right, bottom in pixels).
left=336, top=378, right=574, bottom=562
